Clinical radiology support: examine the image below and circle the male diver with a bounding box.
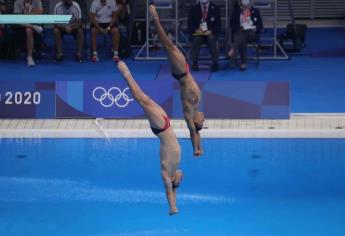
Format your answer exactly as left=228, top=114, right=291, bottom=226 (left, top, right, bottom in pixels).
left=149, top=4, right=205, bottom=157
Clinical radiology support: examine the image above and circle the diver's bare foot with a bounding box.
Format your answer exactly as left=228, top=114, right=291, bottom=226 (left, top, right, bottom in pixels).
left=149, top=5, right=159, bottom=21
left=117, top=61, right=131, bottom=77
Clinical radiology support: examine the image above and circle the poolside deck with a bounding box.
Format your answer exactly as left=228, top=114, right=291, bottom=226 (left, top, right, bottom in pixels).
left=1, top=114, right=345, bottom=138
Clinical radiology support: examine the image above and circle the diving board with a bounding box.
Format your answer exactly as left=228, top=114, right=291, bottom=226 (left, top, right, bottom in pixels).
left=0, top=15, right=72, bottom=24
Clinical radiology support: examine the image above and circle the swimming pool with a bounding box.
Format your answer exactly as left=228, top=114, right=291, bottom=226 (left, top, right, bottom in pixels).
left=0, top=138, right=344, bottom=236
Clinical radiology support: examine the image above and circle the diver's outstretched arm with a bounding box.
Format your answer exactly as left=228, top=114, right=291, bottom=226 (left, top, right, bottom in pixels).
left=161, top=169, right=178, bottom=215
left=185, top=116, right=203, bottom=157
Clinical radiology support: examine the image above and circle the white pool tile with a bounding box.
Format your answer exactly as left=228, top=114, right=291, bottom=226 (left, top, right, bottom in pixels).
left=0, top=120, right=10, bottom=129
left=1, top=114, right=345, bottom=138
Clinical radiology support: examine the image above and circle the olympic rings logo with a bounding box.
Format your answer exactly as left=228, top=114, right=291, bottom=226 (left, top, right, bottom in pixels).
left=92, top=86, right=134, bottom=108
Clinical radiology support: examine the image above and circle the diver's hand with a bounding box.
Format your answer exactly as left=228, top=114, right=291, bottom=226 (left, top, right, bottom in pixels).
left=193, top=149, right=203, bottom=157
left=169, top=207, right=178, bottom=216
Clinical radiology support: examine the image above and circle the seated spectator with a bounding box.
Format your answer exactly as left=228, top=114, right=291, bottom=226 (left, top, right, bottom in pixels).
left=53, top=0, right=84, bottom=62
left=228, top=0, right=263, bottom=71
left=188, top=0, right=220, bottom=72
left=0, top=0, right=5, bottom=14
left=115, top=0, right=132, bottom=58
left=0, top=0, right=6, bottom=57
left=89, top=0, right=120, bottom=62
left=0, top=0, right=6, bottom=41
left=13, top=0, right=44, bottom=67
left=116, top=0, right=129, bottom=23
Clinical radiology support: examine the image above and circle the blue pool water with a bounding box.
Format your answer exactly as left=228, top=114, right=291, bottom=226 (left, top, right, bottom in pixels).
left=0, top=138, right=345, bottom=236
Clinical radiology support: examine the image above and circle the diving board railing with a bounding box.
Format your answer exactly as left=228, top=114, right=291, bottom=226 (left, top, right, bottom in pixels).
left=0, top=15, right=72, bottom=24
left=251, top=0, right=289, bottom=60
left=134, top=0, right=183, bottom=60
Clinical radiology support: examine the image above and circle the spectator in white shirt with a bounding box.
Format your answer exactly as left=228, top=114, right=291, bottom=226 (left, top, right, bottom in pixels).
left=89, top=0, right=120, bottom=62
left=0, top=0, right=6, bottom=40
left=13, top=0, right=43, bottom=67
left=54, top=0, right=84, bottom=62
